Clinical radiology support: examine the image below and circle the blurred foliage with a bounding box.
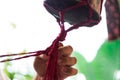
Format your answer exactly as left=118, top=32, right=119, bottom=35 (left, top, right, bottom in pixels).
left=3, top=61, right=34, bottom=80
left=3, top=39, right=120, bottom=80
left=73, top=39, right=120, bottom=80
left=3, top=62, right=15, bottom=80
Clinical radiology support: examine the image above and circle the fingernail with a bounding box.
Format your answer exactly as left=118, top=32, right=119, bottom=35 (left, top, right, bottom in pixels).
left=71, top=68, right=78, bottom=75
left=70, top=57, right=77, bottom=65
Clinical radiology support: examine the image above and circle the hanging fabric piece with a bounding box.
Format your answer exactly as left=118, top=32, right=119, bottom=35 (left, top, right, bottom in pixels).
left=44, top=0, right=103, bottom=27
left=42, top=0, right=103, bottom=80
left=105, top=0, right=120, bottom=40
left=0, top=0, right=103, bottom=80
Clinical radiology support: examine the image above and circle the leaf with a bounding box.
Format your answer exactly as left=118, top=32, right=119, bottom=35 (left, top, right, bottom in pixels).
left=3, top=62, right=15, bottom=80
left=3, top=60, right=34, bottom=80
left=73, top=39, right=120, bottom=80
left=24, top=74, right=33, bottom=80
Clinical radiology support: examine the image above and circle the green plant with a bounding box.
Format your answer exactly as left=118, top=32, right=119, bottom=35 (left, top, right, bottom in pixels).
left=73, top=39, right=120, bottom=80
left=3, top=61, right=34, bottom=80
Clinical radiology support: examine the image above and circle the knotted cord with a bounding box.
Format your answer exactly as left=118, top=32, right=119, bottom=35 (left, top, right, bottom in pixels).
left=0, top=0, right=103, bottom=80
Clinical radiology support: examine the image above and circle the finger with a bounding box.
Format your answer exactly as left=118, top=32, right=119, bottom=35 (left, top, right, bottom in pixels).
left=58, top=57, right=77, bottom=66
left=33, top=57, right=47, bottom=77
left=59, top=66, right=78, bottom=79
left=63, top=66, right=78, bottom=76
left=58, top=45, right=73, bottom=57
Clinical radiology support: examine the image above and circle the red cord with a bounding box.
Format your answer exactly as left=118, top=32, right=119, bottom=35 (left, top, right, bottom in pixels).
left=0, top=1, right=103, bottom=80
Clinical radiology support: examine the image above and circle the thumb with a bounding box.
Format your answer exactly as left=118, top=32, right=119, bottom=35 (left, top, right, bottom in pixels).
left=34, top=56, right=47, bottom=77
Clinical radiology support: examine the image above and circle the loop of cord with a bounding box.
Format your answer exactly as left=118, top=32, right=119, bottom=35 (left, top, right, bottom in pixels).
left=0, top=1, right=103, bottom=80
left=43, top=16, right=67, bottom=80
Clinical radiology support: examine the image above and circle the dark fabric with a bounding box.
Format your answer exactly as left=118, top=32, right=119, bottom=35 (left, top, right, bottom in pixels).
left=105, top=0, right=120, bottom=40
left=44, top=0, right=102, bottom=27
left=42, top=1, right=103, bottom=79
left=45, top=0, right=78, bottom=10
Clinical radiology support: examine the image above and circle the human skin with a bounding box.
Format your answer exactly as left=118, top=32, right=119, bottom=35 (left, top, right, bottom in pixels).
left=33, top=0, right=104, bottom=79
left=33, top=43, right=77, bottom=80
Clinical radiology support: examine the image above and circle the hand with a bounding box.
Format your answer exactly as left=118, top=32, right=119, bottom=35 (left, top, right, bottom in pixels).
left=33, top=43, right=77, bottom=80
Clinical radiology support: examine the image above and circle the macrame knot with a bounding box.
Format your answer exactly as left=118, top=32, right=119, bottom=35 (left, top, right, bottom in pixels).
left=43, top=21, right=67, bottom=80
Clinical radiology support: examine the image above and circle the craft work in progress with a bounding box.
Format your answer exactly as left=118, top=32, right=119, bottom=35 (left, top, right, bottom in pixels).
left=0, top=0, right=103, bottom=80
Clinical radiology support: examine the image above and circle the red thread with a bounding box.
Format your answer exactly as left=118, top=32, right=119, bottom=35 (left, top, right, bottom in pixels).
left=0, top=0, right=103, bottom=80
